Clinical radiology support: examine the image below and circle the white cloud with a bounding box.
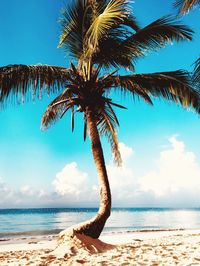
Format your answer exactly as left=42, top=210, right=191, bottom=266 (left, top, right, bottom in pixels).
left=102, top=138, right=200, bottom=207
left=51, top=162, right=98, bottom=205
left=0, top=162, right=96, bottom=207
left=2, top=137, right=200, bottom=207
left=53, top=162, right=88, bottom=197
left=0, top=177, right=53, bottom=207
left=20, top=185, right=35, bottom=196
left=139, top=137, right=200, bottom=200
left=118, top=142, right=133, bottom=161
left=0, top=177, right=9, bottom=194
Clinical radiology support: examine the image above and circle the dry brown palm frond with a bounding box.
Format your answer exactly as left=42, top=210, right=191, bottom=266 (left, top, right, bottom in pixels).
left=0, top=64, right=69, bottom=106
left=124, top=16, right=193, bottom=57
left=98, top=103, right=122, bottom=165
left=107, top=70, right=200, bottom=113
left=40, top=88, right=78, bottom=130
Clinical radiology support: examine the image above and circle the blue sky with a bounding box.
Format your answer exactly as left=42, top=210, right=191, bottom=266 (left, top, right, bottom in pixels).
left=0, top=0, right=200, bottom=208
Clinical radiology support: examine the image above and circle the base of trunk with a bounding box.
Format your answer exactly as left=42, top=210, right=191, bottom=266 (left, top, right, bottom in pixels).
left=52, top=229, right=115, bottom=259
left=59, top=211, right=110, bottom=242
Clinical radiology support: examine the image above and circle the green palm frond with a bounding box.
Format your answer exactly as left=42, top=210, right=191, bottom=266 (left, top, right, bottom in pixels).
left=124, top=16, right=193, bottom=57
left=193, top=57, right=200, bottom=85
left=82, top=0, right=129, bottom=64
left=174, top=0, right=200, bottom=14
left=0, top=64, right=69, bottom=106
left=108, top=70, right=200, bottom=112
left=92, top=14, right=140, bottom=69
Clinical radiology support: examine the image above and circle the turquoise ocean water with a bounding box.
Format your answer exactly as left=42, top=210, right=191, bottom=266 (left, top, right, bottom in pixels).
left=1, top=208, right=200, bottom=238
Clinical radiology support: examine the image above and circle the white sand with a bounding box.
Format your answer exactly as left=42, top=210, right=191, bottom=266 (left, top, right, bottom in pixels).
left=1, top=229, right=200, bottom=265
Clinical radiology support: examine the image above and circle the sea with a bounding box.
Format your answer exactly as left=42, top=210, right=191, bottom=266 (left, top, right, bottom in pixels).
left=1, top=208, right=200, bottom=239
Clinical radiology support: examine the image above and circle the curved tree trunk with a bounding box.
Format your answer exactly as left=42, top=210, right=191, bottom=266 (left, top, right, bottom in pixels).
left=65, top=108, right=111, bottom=239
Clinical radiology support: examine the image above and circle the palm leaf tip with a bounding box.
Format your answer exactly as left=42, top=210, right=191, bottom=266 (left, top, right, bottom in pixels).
left=125, top=15, right=193, bottom=57
left=154, top=15, right=194, bottom=41
left=41, top=107, right=56, bottom=130
left=174, top=0, right=200, bottom=14
left=40, top=103, right=63, bottom=131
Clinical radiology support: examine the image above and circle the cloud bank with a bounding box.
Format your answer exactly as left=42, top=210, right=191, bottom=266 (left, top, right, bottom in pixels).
left=1, top=137, right=200, bottom=207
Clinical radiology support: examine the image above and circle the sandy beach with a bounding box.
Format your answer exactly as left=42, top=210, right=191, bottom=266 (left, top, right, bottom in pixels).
left=1, top=229, right=200, bottom=265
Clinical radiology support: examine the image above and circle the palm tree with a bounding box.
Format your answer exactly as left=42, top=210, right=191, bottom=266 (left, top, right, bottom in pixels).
left=174, top=0, right=200, bottom=86
left=1, top=0, right=200, bottom=239
left=174, top=0, right=200, bottom=14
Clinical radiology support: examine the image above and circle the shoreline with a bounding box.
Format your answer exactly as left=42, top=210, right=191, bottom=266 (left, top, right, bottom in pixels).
left=0, top=227, right=190, bottom=246
left=1, top=229, right=200, bottom=265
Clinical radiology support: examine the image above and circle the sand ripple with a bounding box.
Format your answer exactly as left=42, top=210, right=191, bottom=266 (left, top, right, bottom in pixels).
left=0, top=231, right=200, bottom=265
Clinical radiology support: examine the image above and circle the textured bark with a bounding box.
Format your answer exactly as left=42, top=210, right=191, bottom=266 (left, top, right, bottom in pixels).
left=67, top=108, right=111, bottom=238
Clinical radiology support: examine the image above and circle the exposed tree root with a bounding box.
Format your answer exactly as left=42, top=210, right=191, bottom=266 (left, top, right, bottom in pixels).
left=52, top=228, right=115, bottom=259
